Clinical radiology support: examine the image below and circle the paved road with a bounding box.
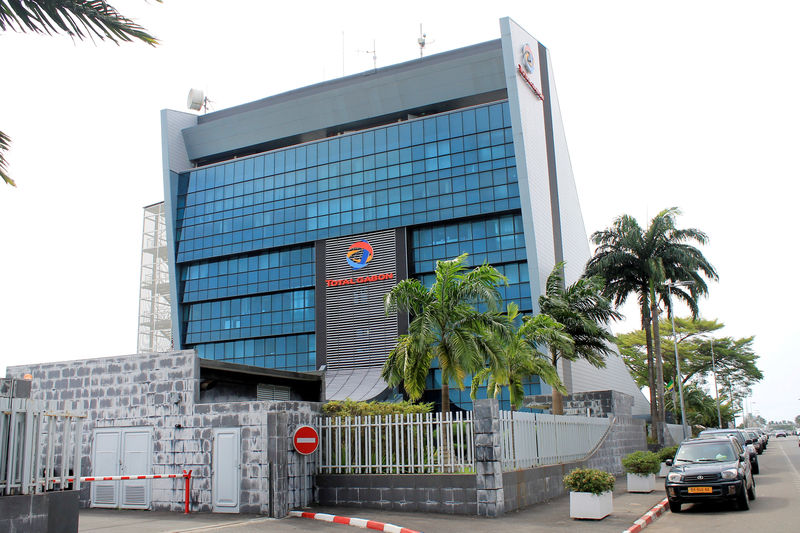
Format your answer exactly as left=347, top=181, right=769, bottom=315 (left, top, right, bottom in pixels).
left=647, top=436, right=800, bottom=532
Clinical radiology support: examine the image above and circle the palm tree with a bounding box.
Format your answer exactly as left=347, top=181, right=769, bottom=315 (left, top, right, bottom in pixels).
left=470, top=303, right=571, bottom=410
left=538, top=263, right=620, bottom=415
left=586, top=208, right=718, bottom=444
left=1, top=0, right=159, bottom=187
left=382, top=253, right=509, bottom=413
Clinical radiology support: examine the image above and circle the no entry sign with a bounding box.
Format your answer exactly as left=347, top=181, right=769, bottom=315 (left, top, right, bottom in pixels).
left=293, top=425, right=320, bottom=455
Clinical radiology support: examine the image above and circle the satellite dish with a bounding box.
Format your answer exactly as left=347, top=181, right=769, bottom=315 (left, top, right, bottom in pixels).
left=187, top=88, right=205, bottom=111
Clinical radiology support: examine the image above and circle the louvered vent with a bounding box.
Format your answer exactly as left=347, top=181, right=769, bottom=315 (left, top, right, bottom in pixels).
left=123, top=485, right=147, bottom=507
left=94, top=484, right=116, bottom=505
left=257, top=383, right=290, bottom=401
left=324, top=230, right=399, bottom=370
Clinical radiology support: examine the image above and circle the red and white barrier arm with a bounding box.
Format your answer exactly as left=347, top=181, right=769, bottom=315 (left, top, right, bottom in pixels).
left=67, top=473, right=186, bottom=482
left=59, top=470, right=194, bottom=515
left=290, top=511, right=423, bottom=533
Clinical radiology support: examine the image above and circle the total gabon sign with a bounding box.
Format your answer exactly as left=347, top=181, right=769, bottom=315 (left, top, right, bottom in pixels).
left=325, top=238, right=393, bottom=287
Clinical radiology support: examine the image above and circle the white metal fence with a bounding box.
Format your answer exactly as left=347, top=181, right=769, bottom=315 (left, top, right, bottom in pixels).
left=499, top=411, right=613, bottom=471
left=1, top=398, right=85, bottom=495
left=319, top=412, right=474, bottom=474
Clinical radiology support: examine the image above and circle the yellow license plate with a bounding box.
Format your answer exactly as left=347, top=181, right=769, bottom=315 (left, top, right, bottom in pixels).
left=688, top=487, right=713, bottom=494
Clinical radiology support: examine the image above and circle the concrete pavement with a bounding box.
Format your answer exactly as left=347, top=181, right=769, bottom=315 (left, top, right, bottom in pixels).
left=78, top=474, right=669, bottom=532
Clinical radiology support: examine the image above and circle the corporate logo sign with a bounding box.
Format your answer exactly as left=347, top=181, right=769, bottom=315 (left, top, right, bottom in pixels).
left=326, top=239, right=394, bottom=287
left=517, top=42, right=544, bottom=101
left=346, top=240, right=374, bottom=270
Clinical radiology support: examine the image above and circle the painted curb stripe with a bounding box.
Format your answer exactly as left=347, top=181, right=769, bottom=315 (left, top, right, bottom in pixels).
left=622, top=498, right=669, bottom=533
left=290, top=511, right=423, bottom=533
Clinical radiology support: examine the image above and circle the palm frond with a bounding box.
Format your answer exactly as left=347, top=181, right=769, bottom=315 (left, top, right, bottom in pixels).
left=0, top=130, right=14, bottom=187
left=0, top=0, right=159, bottom=45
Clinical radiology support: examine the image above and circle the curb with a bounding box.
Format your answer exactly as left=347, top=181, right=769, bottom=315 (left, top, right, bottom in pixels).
left=622, top=497, right=669, bottom=533
left=289, top=511, right=423, bottom=533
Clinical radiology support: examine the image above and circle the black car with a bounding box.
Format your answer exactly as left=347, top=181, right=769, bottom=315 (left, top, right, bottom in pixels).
left=665, top=437, right=755, bottom=512
left=697, top=429, right=759, bottom=474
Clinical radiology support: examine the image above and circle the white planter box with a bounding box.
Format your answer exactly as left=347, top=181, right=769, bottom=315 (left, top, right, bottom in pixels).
left=657, top=462, right=670, bottom=477
left=569, top=491, right=613, bottom=520
left=627, top=473, right=656, bottom=493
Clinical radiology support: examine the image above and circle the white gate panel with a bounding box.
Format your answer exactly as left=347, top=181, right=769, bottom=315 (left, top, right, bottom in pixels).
left=121, top=430, right=151, bottom=509
left=212, top=428, right=240, bottom=513
left=92, top=430, right=120, bottom=508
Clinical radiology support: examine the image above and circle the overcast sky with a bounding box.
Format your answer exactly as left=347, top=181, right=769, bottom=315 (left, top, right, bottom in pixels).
left=1, top=1, right=797, bottom=422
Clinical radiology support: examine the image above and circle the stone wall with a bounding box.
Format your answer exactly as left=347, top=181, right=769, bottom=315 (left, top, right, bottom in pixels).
left=7, top=351, right=321, bottom=517
left=316, top=474, right=477, bottom=514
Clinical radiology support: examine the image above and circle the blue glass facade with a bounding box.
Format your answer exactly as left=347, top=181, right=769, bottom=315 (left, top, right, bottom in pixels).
left=173, top=99, right=543, bottom=406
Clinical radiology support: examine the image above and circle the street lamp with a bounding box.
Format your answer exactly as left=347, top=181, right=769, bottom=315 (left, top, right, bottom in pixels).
left=710, top=339, right=722, bottom=428
left=665, top=281, right=690, bottom=440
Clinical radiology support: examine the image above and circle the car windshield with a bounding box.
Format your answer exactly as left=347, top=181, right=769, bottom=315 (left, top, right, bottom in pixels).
left=675, top=442, right=736, bottom=463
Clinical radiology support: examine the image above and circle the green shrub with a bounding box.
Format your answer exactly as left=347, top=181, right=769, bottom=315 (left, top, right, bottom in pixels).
left=322, top=398, right=434, bottom=417
left=656, top=445, right=678, bottom=463
left=563, top=468, right=615, bottom=495
left=621, top=450, right=661, bottom=475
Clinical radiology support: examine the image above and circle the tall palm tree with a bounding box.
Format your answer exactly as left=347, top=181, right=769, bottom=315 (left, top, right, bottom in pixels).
left=470, top=303, right=571, bottom=410
left=382, top=253, right=509, bottom=413
left=1, top=0, right=159, bottom=187
left=586, top=207, right=718, bottom=444
left=538, top=263, right=620, bottom=415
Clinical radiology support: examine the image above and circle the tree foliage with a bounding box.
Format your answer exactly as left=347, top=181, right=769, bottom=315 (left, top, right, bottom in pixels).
left=586, top=208, right=718, bottom=444
left=617, top=317, right=762, bottom=397
left=1, top=0, right=159, bottom=187
left=382, top=253, right=509, bottom=412
left=470, top=303, right=569, bottom=410
left=538, top=262, right=619, bottom=414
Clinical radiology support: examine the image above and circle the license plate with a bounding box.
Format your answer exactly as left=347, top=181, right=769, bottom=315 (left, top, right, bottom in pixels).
left=688, top=486, right=713, bottom=494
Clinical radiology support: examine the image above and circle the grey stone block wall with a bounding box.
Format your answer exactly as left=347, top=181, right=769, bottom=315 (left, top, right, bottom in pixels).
left=316, top=474, right=477, bottom=515
left=7, top=351, right=322, bottom=517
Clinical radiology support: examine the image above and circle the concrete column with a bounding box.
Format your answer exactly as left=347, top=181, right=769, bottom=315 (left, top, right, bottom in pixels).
left=473, top=398, right=504, bottom=517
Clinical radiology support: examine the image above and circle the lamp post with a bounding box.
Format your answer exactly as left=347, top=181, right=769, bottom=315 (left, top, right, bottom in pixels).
left=665, top=281, right=690, bottom=440
left=710, top=339, right=722, bottom=428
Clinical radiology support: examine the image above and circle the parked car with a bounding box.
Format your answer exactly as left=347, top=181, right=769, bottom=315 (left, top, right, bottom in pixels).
left=697, top=429, right=759, bottom=474
left=665, top=437, right=755, bottom=512
left=745, top=430, right=763, bottom=454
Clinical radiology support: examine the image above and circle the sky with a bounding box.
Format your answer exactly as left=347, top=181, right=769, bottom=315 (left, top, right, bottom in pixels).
left=1, top=1, right=798, bottom=423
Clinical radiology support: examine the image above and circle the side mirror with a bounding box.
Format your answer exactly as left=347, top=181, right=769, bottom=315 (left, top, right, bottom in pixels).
left=739, top=453, right=746, bottom=461
left=665, top=459, right=673, bottom=466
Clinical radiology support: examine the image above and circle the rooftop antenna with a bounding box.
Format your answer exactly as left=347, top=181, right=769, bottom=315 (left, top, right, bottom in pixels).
left=186, top=88, right=211, bottom=114
left=418, top=24, right=434, bottom=57
left=358, top=39, right=377, bottom=70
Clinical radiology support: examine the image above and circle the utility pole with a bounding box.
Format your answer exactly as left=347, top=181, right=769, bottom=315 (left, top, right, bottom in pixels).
left=710, top=339, right=722, bottom=427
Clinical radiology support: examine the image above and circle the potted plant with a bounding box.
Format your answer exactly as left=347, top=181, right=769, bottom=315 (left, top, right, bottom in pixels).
left=656, top=445, right=678, bottom=477
left=563, top=468, right=615, bottom=519
left=622, top=450, right=661, bottom=492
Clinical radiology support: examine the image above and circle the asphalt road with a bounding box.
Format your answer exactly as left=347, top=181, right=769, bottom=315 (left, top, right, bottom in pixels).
left=647, top=436, right=800, bottom=532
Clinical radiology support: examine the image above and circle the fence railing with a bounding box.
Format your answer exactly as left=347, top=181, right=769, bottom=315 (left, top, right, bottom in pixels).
left=499, top=411, right=613, bottom=471
left=319, top=412, right=474, bottom=474
left=1, top=397, right=85, bottom=495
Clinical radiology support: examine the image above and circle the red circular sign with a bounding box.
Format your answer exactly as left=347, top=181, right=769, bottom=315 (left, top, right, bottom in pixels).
left=293, top=425, right=319, bottom=455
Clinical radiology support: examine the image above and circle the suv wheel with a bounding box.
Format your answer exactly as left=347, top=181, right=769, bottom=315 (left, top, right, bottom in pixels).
left=669, top=500, right=681, bottom=513
left=752, top=460, right=760, bottom=475
left=748, top=481, right=756, bottom=501
left=737, top=488, right=750, bottom=510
